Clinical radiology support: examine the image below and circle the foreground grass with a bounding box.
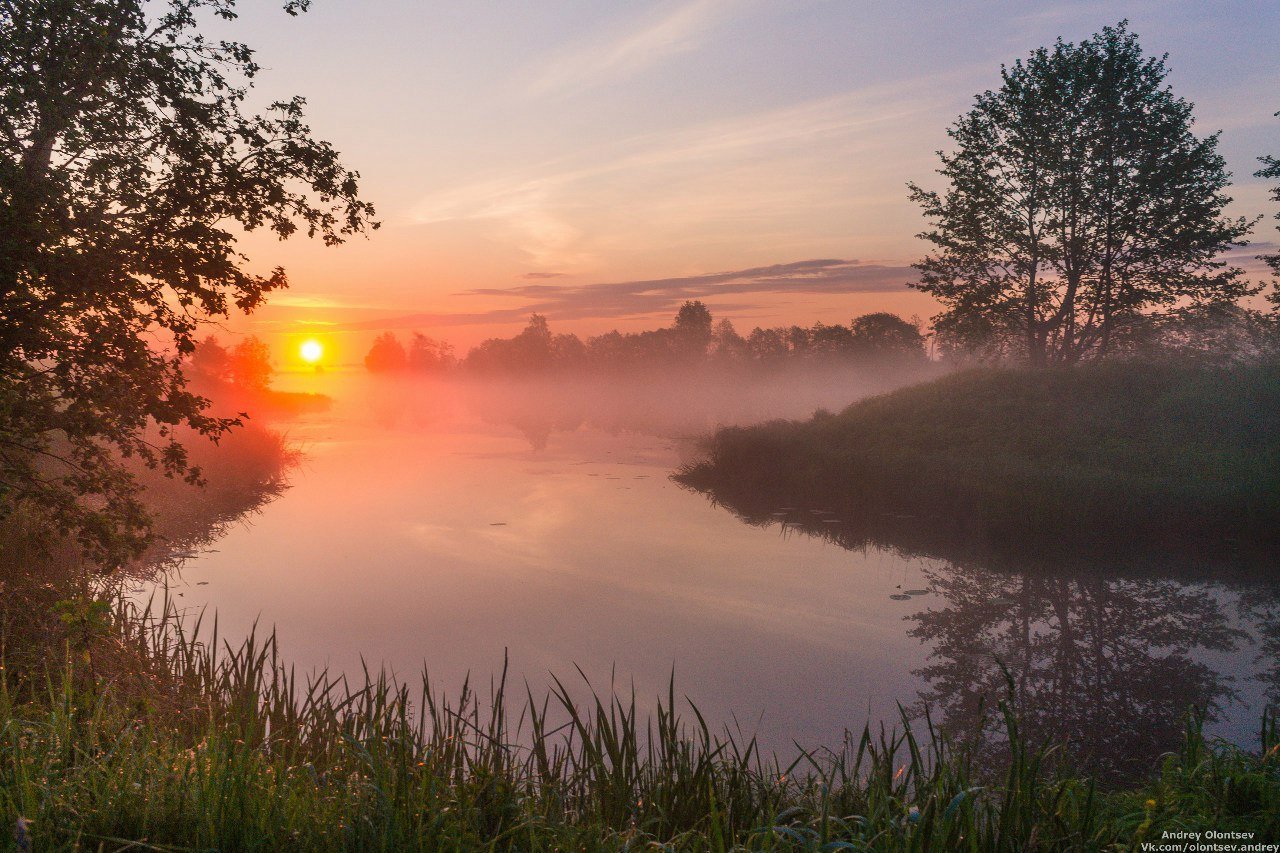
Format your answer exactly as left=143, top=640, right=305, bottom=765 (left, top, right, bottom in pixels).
left=0, top=596, right=1275, bottom=850
left=677, top=361, right=1280, bottom=553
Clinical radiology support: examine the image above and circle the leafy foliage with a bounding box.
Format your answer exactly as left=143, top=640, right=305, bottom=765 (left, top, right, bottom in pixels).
left=0, top=0, right=376, bottom=565
left=1258, top=113, right=1280, bottom=310
left=909, top=23, right=1256, bottom=365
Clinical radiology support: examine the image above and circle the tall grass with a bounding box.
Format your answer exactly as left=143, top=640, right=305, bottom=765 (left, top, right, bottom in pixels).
left=0, top=593, right=1275, bottom=850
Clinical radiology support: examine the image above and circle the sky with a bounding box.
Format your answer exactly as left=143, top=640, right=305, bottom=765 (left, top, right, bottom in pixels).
left=215, top=0, right=1280, bottom=365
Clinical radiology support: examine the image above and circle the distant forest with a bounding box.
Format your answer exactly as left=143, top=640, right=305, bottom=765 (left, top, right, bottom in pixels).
left=363, top=301, right=928, bottom=375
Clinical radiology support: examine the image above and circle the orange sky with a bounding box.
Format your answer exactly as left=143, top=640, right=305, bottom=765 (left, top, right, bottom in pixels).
left=210, top=1, right=1279, bottom=368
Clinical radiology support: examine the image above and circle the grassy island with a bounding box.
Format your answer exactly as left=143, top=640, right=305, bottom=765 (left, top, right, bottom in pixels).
left=676, top=362, right=1280, bottom=557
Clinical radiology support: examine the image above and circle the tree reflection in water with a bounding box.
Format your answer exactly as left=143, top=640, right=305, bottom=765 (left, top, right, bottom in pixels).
left=679, top=477, right=1278, bottom=784
left=1238, top=586, right=1280, bottom=708
left=908, top=563, right=1242, bottom=783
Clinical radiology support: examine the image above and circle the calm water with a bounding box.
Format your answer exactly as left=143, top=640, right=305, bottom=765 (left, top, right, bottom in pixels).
left=161, top=368, right=1278, bottom=780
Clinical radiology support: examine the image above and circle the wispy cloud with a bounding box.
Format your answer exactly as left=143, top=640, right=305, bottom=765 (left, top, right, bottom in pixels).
left=411, top=72, right=955, bottom=224
left=328, top=258, right=916, bottom=332
left=406, top=66, right=971, bottom=270
left=524, top=0, right=736, bottom=98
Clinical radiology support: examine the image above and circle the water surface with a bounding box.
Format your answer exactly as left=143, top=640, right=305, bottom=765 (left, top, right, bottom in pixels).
left=164, top=369, right=1278, bottom=780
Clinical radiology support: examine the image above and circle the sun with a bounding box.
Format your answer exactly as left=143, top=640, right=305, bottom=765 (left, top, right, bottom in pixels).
left=300, top=339, right=324, bottom=364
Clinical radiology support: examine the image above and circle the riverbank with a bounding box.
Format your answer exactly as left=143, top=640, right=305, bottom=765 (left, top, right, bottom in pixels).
left=677, top=361, right=1280, bottom=558
left=0, top=592, right=1275, bottom=850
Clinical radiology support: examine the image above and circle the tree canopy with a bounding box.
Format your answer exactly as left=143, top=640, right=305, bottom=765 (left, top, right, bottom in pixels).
left=909, top=22, right=1256, bottom=365
left=1258, top=113, right=1280, bottom=308
left=0, top=0, right=376, bottom=564
left=848, top=313, right=927, bottom=360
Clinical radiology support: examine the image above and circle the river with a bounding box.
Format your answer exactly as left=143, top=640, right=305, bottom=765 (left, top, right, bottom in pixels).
left=160, top=367, right=1279, bottom=782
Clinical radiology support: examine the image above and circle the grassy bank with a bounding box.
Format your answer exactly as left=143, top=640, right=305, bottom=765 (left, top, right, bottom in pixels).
left=677, top=361, right=1280, bottom=556
left=0, top=594, right=1274, bottom=850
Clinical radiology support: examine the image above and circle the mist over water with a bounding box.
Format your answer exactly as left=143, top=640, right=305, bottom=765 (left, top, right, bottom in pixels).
left=156, top=366, right=1279, bottom=776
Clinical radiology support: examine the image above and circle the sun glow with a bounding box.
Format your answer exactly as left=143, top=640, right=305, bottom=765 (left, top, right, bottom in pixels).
left=300, top=339, right=324, bottom=364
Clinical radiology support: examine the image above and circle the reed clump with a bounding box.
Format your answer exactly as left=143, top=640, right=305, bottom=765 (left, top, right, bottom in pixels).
left=0, top=592, right=1275, bottom=850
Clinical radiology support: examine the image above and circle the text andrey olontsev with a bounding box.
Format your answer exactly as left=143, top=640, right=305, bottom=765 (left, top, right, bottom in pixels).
left=1141, top=830, right=1277, bottom=852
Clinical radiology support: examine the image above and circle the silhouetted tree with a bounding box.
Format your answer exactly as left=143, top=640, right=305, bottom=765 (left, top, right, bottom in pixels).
left=787, top=326, right=811, bottom=358
left=464, top=338, right=508, bottom=374
left=1259, top=120, right=1280, bottom=312
left=462, top=310, right=929, bottom=375
left=550, top=332, right=587, bottom=370
left=580, top=325, right=679, bottom=373
left=364, top=332, right=408, bottom=372
left=910, top=23, right=1255, bottom=365
left=187, top=335, right=273, bottom=390
left=672, top=300, right=714, bottom=361
left=515, top=315, right=555, bottom=371
left=188, top=337, right=234, bottom=387
left=849, top=313, right=926, bottom=361
left=406, top=333, right=455, bottom=373
left=746, top=327, right=790, bottom=365
left=807, top=321, right=854, bottom=357
left=0, top=0, right=376, bottom=564
left=466, top=315, right=556, bottom=373
left=228, top=337, right=273, bottom=392
left=1148, top=302, right=1276, bottom=364
left=710, top=318, right=748, bottom=364
left=583, top=330, right=629, bottom=372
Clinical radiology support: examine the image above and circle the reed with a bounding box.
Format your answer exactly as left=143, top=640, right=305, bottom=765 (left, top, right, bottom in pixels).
left=0, top=592, right=1275, bottom=850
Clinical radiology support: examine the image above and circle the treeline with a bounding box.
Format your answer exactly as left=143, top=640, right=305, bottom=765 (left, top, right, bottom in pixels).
left=187, top=336, right=274, bottom=391
left=364, top=301, right=928, bottom=375
left=364, top=331, right=458, bottom=373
